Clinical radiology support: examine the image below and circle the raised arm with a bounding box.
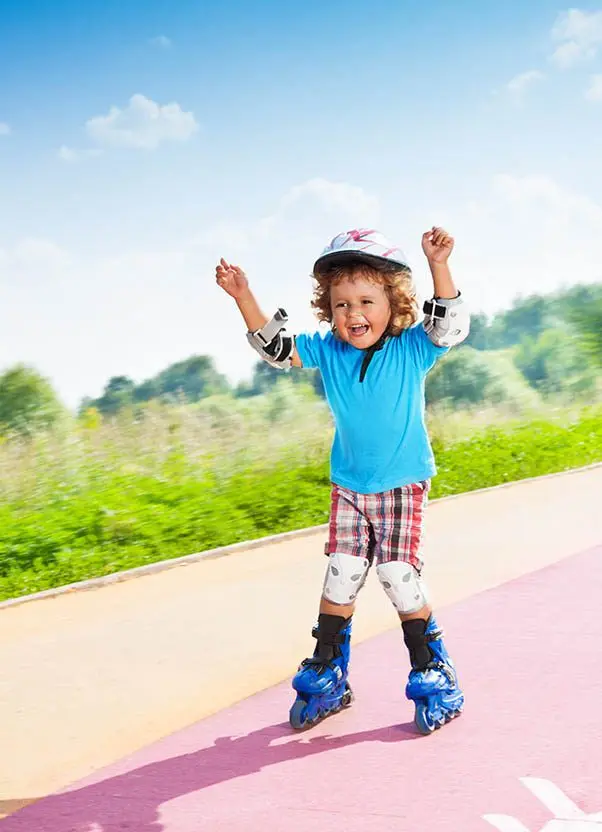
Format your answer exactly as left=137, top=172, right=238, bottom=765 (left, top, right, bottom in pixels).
left=215, top=258, right=303, bottom=367
left=420, top=227, right=470, bottom=348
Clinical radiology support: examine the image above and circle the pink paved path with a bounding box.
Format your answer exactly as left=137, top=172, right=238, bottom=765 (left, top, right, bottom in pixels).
left=3, top=545, right=601, bottom=832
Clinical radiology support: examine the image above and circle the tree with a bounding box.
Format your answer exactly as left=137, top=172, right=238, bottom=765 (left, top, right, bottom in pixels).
left=425, top=348, right=493, bottom=406
left=569, top=298, right=602, bottom=369
left=476, top=284, right=602, bottom=354
left=95, top=376, right=136, bottom=416
left=487, top=295, right=550, bottom=349
left=150, top=356, right=230, bottom=402
left=514, top=328, right=597, bottom=394
left=463, top=312, right=491, bottom=350
left=0, top=365, right=64, bottom=435
left=241, top=361, right=282, bottom=396
left=86, top=355, right=232, bottom=417
left=234, top=360, right=325, bottom=399
left=550, top=283, right=602, bottom=323
left=133, top=378, right=161, bottom=402
left=425, top=347, right=539, bottom=408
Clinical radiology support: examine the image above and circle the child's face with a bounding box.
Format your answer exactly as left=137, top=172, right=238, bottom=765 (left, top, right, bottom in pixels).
left=330, top=275, right=391, bottom=348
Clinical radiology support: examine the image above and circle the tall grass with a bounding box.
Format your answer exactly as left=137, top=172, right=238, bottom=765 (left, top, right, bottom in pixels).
left=0, top=382, right=600, bottom=602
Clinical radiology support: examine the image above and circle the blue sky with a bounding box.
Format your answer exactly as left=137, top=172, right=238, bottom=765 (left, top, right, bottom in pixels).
left=1, top=0, right=601, bottom=408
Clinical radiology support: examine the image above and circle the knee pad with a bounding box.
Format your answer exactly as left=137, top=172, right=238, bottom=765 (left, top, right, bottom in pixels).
left=376, top=561, right=429, bottom=614
left=322, top=552, right=370, bottom=606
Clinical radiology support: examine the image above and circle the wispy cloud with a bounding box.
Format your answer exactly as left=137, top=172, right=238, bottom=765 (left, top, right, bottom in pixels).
left=585, top=73, right=602, bottom=101
left=441, top=173, right=602, bottom=315
left=149, top=35, right=172, bottom=49
left=551, top=8, right=602, bottom=68
left=58, top=94, right=199, bottom=160
left=85, top=94, right=199, bottom=150
left=0, top=178, right=382, bottom=407
left=1, top=237, right=71, bottom=272
left=280, top=178, right=380, bottom=219
left=58, top=145, right=103, bottom=162
left=506, top=70, right=546, bottom=99
left=0, top=122, right=11, bottom=136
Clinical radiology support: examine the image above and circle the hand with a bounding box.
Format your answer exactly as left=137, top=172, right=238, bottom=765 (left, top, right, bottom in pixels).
left=215, top=258, right=249, bottom=299
left=421, top=227, right=455, bottom=265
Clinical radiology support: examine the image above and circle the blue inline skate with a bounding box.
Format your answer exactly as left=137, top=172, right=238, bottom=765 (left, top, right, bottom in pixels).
left=289, top=613, right=354, bottom=730
left=402, top=615, right=464, bottom=734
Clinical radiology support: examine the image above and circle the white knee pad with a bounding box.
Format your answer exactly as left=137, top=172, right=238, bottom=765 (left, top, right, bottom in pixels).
left=376, top=561, right=429, bottom=614
left=322, top=552, right=370, bottom=606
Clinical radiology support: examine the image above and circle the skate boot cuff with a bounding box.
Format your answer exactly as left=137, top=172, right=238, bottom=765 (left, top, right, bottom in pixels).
left=402, top=616, right=439, bottom=671
left=312, top=613, right=351, bottom=662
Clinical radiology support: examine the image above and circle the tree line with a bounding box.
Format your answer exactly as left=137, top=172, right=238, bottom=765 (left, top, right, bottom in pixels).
left=1, top=283, right=600, bottom=434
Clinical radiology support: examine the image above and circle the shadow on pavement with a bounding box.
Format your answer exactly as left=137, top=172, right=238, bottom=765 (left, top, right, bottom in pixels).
left=1, top=719, right=421, bottom=831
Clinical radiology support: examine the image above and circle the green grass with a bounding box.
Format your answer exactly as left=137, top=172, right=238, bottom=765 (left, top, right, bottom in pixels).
left=0, top=399, right=600, bottom=602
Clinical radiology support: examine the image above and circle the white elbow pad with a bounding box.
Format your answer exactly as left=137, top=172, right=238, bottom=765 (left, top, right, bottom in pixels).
left=247, top=308, right=295, bottom=370
left=422, top=292, right=470, bottom=347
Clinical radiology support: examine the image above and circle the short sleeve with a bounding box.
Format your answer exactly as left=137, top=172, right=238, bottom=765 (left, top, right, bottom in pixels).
left=405, top=323, right=449, bottom=372
left=294, top=330, right=332, bottom=370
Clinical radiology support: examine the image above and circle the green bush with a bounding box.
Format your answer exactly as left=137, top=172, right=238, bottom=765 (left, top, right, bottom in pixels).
left=0, top=365, right=65, bottom=436
left=425, top=347, right=540, bottom=409
left=0, top=404, right=600, bottom=602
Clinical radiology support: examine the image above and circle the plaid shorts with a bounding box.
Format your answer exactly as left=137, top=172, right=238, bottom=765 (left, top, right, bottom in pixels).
left=325, top=481, right=430, bottom=571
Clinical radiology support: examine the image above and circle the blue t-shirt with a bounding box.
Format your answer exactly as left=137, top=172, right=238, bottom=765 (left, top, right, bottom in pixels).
left=295, top=325, right=448, bottom=494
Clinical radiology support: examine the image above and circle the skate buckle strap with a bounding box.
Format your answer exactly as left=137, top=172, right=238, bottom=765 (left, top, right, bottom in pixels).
left=428, top=660, right=456, bottom=685
left=312, top=626, right=346, bottom=645
left=300, top=657, right=343, bottom=680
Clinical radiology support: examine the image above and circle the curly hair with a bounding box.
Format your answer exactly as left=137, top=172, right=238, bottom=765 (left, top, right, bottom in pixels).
left=310, top=261, right=418, bottom=336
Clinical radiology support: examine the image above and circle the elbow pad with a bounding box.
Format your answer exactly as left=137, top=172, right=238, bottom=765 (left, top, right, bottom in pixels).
left=247, top=308, right=295, bottom=369
left=422, top=292, right=470, bottom=347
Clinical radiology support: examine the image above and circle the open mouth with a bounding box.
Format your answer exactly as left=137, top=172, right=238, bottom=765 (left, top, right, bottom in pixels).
left=349, top=324, right=369, bottom=338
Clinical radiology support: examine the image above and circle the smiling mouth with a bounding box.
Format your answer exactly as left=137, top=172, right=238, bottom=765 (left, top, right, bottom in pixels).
left=349, top=325, right=369, bottom=338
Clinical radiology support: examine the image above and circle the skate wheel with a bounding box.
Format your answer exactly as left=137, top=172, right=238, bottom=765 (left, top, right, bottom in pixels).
left=341, top=684, right=354, bottom=708
left=289, top=698, right=309, bottom=730
left=414, top=702, right=436, bottom=735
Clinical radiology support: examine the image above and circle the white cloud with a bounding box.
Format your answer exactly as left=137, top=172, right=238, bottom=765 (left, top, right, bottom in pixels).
left=2, top=238, right=72, bottom=272
left=0, top=237, right=72, bottom=345
left=444, top=173, right=602, bottom=313
left=191, top=178, right=381, bottom=260
left=191, top=177, right=383, bottom=337
left=58, top=145, right=103, bottom=162
left=492, top=174, right=602, bottom=226
left=585, top=73, right=602, bottom=100
left=281, top=178, right=380, bottom=216
left=14, top=238, right=69, bottom=264
left=149, top=35, right=172, bottom=48
left=4, top=174, right=600, bottom=409
left=551, top=9, right=602, bottom=67
left=0, top=179, right=380, bottom=408
left=85, top=94, right=199, bottom=150
left=506, top=70, right=546, bottom=100
left=0, top=122, right=11, bottom=135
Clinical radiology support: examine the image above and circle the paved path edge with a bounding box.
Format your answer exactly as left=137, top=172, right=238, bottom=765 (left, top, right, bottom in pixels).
left=2, top=462, right=600, bottom=611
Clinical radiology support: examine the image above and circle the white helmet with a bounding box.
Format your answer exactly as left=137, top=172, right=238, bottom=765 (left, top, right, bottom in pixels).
left=313, top=228, right=410, bottom=274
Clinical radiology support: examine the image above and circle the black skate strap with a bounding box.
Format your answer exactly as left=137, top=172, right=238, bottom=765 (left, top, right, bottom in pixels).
left=312, top=626, right=346, bottom=645
left=301, top=656, right=340, bottom=674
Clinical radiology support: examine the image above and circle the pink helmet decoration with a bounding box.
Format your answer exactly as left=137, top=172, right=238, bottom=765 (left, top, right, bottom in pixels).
left=313, top=228, right=410, bottom=274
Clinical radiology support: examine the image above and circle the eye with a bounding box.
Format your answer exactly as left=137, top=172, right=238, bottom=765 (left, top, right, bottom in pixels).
left=335, top=302, right=348, bottom=309
left=362, top=300, right=374, bottom=305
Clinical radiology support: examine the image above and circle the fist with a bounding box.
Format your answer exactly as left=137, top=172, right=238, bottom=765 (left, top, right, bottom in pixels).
left=215, top=258, right=249, bottom=298
left=422, top=227, right=455, bottom=264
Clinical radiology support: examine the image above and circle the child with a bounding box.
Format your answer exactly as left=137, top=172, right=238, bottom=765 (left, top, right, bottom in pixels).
left=215, top=227, right=470, bottom=734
